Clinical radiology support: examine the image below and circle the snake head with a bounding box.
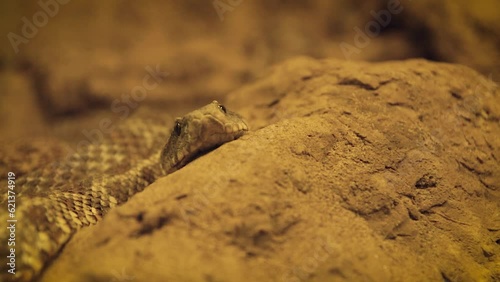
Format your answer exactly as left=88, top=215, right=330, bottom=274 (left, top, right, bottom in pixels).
left=160, top=100, right=248, bottom=174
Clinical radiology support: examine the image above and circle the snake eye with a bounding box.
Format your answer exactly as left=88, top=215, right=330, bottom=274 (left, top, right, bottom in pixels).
left=174, top=121, right=182, bottom=136
left=218, top=104, right=227, bottom=114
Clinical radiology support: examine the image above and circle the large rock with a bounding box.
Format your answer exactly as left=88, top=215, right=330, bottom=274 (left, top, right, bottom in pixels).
left=2, top=0, right=498, bottom=125
left=41, top=58, right=499, bottom=281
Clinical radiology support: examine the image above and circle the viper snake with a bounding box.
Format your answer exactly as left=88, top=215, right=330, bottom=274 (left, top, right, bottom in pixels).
left=0, top=101, right=248, bottom=281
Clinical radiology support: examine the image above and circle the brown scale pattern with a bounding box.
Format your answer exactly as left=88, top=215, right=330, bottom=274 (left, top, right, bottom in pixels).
left=0, top=101, right=248, bottom=281
left=0, top=112, right=170, bottom=281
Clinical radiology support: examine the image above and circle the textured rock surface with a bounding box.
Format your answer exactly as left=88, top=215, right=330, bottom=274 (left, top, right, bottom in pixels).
left=2, top=2, right=499, bottom=281
left=40, top=58, right=500, bottom=281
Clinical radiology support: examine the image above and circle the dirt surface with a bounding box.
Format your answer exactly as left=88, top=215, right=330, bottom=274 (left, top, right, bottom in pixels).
left=38, top=58, right=500, bottom=281
left=1, top=1, right=500, bottom=281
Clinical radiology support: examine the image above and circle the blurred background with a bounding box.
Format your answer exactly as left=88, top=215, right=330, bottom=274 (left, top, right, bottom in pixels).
left=0, top=0, right=499, bottom=143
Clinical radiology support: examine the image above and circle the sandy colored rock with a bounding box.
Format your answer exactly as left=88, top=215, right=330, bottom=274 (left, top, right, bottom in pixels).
left=40, top=58, right=500, bottom=281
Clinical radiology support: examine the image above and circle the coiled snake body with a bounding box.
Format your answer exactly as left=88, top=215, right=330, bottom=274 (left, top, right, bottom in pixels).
left=0, top=101, right=248, bottom=281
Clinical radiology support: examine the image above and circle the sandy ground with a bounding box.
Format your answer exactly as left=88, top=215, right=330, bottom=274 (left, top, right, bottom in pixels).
left=38, top=58, right=500, bottom=281
left=0, top=1, right=499, bottom=281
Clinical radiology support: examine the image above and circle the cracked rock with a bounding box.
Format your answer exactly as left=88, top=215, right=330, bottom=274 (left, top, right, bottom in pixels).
left=41, top=58, right=499, bottom=282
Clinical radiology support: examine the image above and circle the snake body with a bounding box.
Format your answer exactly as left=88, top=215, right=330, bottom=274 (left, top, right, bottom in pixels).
left=0, top=101, right=248, bottom=281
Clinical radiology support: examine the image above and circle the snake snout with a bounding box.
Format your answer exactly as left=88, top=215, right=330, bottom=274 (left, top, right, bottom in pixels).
left=159, top=101, right=248, bottom=174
